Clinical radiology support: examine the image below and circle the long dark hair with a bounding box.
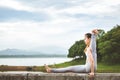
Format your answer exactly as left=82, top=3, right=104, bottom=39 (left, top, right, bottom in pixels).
left=84, top=33, right=91, bottom=52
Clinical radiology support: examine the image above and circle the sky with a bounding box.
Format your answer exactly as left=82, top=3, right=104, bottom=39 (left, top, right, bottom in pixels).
left=0, top=0, right=120, bottom=55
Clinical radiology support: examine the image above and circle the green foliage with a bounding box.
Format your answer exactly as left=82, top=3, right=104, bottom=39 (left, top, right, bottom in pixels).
left=67, top=40, right=86, bottom=59
left=98, top=25, right=120, bottom=64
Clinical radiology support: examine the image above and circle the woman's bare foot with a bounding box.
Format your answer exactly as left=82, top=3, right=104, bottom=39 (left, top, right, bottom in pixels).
left=44, top=64, right=51, bottom=73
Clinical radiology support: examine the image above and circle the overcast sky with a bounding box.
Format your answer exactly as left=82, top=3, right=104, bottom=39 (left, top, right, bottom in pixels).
left=0, top=0, right=120, bottom=54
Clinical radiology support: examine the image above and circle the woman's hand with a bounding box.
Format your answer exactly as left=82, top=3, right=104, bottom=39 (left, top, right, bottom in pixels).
left=89, top=72, right=95, bottom=79
left=89, top=72, right=94, bottom=77
left=92, top=29, right=99, bottom=35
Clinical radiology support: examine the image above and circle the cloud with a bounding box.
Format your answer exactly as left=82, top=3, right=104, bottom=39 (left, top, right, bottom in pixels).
left=0, top=7, right=50, bottom=22
left=0, top=18, right=92, bottom=52
left=16, top=0, right=75, bottom=9
left=1, top=0, right=120, bottom=22
left=0, top=0, right=34, bottom=11
left=0, top=16, right=115, bottom=52
left=0, top=0, right=120, bottom=54
left=55, top=0, right=120, bottom=18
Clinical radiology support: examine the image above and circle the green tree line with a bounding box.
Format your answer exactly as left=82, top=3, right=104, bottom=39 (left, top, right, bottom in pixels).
left=68, top=25, right=120, bottom=64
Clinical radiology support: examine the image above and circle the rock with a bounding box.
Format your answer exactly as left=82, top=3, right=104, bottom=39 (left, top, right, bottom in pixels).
left=0, top=72, right=119, bottom=80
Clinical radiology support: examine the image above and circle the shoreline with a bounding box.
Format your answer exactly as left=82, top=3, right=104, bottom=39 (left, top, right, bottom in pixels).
left=0, top=65, right=46, bottom=72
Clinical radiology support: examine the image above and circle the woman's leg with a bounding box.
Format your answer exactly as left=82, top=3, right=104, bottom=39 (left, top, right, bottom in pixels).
left=50, top=65, right=86, bottom=73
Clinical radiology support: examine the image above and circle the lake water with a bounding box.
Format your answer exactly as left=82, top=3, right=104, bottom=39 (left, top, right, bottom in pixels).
left=0, top=57, right=73, bottom=66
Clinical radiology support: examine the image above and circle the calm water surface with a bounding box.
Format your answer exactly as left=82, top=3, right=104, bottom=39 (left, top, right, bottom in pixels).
left=0, top=57, right=72, bottom=66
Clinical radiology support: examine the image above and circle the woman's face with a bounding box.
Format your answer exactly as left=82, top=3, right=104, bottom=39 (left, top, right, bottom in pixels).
left=84, top=35, right=90, bottom=45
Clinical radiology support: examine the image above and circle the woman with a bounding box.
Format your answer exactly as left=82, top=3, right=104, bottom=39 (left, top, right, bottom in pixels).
left=45, top=29, right=99, bottom=76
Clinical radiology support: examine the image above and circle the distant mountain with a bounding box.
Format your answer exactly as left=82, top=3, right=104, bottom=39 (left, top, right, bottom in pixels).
left=0, top=48, right=66, bottom=57
left=0, top=48, right=39, bottom=55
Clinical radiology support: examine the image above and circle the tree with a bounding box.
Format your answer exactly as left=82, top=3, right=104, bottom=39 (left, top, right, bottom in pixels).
left=67, top=40, right=86, bottom=59
left=98, top=25, right=120, bottom=64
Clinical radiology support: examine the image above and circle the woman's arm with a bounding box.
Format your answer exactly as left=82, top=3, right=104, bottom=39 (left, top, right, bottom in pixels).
left=90, top=29, right=98, bottom=53
left=89, top=29, right=99, bottom=76
left=90, top=33, right=96, bottom=54
left=88, top=48, right=94, bottom=76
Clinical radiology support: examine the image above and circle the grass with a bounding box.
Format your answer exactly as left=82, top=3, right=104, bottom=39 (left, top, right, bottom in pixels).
left=97, top=63, right=120, bottom=73
left=0, top=59, right=120, bottom=73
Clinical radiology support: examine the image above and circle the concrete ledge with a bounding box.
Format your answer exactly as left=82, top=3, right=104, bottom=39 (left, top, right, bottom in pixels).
left=0, top=72, right=120, bottom=80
